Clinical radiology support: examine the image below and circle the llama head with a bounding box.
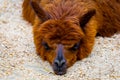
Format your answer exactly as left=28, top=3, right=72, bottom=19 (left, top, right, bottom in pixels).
left=31, top=0, right=96, bottom=75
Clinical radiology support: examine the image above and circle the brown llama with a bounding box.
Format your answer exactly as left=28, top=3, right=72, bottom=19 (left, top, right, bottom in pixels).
left=22, top=0, right=120, bottom=75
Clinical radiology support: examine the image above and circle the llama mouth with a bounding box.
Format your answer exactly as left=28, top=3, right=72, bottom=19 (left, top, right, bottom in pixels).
left=53, top=68, right=67, bottom=75
left=54, top=70, right=66, bottom=75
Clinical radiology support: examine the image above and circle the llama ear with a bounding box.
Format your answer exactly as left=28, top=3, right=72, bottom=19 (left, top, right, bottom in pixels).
left=80, top=9, right=96, bottom=29
left=30, top=0, right=50, bottom=22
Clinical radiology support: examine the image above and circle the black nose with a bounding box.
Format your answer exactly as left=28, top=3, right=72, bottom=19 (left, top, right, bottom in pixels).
left=53, top=59, right=66, bottom=75
left=54, top=59, right=66, bottom=67
left=53, top=44, right=67, bottom=75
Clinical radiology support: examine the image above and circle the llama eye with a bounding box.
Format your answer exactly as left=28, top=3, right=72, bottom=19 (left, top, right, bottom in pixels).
left=70, top=43, right=80, bottom=51
left=42, top=42, right=50, bottom=50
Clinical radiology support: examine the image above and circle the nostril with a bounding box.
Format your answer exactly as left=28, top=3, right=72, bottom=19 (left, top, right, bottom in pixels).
left=60, top=59, right=66, bottom=66
left=54, top=60, right=59, bottom=66
left=54, top=59, right=66, bottom=67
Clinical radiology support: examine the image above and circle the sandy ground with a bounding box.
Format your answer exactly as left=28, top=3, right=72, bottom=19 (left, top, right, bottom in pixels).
left=0, top=0, right=120, bottom=80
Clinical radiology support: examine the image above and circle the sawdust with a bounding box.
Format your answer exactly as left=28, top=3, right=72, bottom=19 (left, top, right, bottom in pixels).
left=0, top=0, right=120, bottom=80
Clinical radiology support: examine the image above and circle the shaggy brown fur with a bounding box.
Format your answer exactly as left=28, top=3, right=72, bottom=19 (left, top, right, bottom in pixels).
left=22, top=0, right=120, bottom=75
